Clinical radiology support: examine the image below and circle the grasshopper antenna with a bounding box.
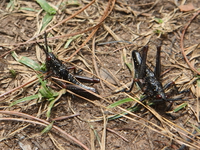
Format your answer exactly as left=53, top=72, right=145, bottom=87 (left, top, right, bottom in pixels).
left=44, top=32, right=49, bottom=53
left=36, top=31, right=48, bottom=55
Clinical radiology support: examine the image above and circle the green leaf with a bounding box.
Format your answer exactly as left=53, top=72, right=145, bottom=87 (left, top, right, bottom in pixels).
left=107, top=98, right=133, bottom=108
left=38, top=77, right=58, bottom=99
left=89, top=124, right=101, bottom=145
left=46, top=98, right=57, bottom=119
left=154, top=29, right=162, bottom=34
left=9, top=69, right=17, bottom=78
left=20, top=7, right=39, bottom=12
left=6, top=0, right=14, bottom=11
left=41, top=13, right=54, bottom=31
left=10, top=94, right=39, bottom=107
left=173, top=103, right=188, bottom=113
left=40, top=63, right=47, bottom=72
left=195, top=125, right=200, bottom=133
left=154, top=18, right=163, bottom=24
left=41, top=121, right=54, bottom=134
left=20, top=56, right=41, bottom=71
left=66, top=0, right=80, bottom=6
left=197, top=78, right=200, bottom=87
left=39, top=85, right=54, bottom=98
left=64, top=34, right=82, bottom=48
left=36, top=0, right=56, bottom=15
left=125, top=62, right=133, bottom=73
left=12, top=52, right=41, bottom=71
left=46, top=89, right=66, bottom=119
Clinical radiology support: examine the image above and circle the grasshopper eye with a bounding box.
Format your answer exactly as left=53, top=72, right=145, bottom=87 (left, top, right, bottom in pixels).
left=156, top=94, right=162, bottom=99
left=47, top=55, right=51, bottom=61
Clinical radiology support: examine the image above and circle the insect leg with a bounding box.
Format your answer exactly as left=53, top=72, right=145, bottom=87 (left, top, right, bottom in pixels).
left=163, top=81, right=179, bottom=94
left=74, top=75, right=100, bottom=83
left=66, top=66, right=81, bottom=74
left=44, top=32, right=49, bottom=53
left=138, top=46, right=148, bottom=79
left=65, top=66, right=99, bottom=83
left=154, top=45, right=161, bottom=80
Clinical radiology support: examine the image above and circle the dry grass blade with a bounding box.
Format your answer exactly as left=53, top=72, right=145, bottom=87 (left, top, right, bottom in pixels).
left=101, top=112, right=107, bottom=150
left=48, top=133, right=65, bottom=150
left=67, top=0, right=116, bottom=61
left=88, top=89, right=200, bottom=148
left=0, top=124, right=29, bottom=142
left=0, top=0, right=96, bottom=58
left=107, top=128, right=129, bottom=142
left=180, top=10, right=200, bottom=75
left=0, top=77, right=38, bottom=99
left=52, top=113, right=80, bottom=121
left=1, top=0, right=200, bottom=149
left=0, top=111, right=89, bottom=150
left=121, top=94, right=200, bottom=149
left=197, top=79, right=200, bottom=122
left=90, top=125, right=96, bottom=150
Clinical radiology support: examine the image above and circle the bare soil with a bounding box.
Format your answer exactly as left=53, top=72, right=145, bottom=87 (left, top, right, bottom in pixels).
left=0, top=0, right=200, bottom=150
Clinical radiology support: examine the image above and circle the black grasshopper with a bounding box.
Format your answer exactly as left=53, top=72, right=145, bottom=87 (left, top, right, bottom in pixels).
left=37, top=33, right=99, bottom=97
left=119, top=45, right=183, bottom=102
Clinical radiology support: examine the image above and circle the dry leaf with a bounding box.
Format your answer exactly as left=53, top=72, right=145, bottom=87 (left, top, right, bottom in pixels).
left=99, top=68, right=117, bottom=85
left=179, top=3, right=195, bottom=12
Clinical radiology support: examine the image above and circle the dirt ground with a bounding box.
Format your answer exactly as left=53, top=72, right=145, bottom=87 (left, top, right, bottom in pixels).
left=0, top=0, right=200, bottom=150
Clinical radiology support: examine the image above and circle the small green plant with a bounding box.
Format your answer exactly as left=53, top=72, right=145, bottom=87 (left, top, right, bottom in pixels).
left=12, top=51, right=46, bottom=71
left=35, top=0, right=57, bottom=31
left=107, top=97, right=141, bottom=120
left=154, top=18, right=164, bottom=24
left=11, top=52, right=66, bottom=119
left=9, top=69, right=17, bottom=78
left=154, top=29, right=163, bottom=34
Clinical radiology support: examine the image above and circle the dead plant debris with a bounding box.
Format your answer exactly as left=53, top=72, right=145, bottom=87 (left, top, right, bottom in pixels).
left=0, top=0, right=200, bottom=150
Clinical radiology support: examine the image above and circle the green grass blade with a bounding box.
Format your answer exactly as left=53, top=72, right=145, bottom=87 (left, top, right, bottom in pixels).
left=173, top=103, right=188, bottom=113
left=89, top=124, right=101, bottom=146
left=38, top=77, right=58, bottom=99
left=195, top=125, right=200, bottom=133
left=39, top=83, right=54, bottom=99
left=66, top=0, right=80, bottom=6
left=12, top=52, right=41, bottom=71
left=36, top=0, right=56, bottom=15
left=108, top=105, right=140, bottom=120
left=10, top=94, right=39, bottom=107
left=40, top=13, right=54, bottom=31
left=41, top=121, right=54, bottom=134
left=107, top=98, right=133, bottom=108
left=106, top=98, right=141, bottom=120
left=20, top=7, right=39, bottom=12
left=6, top=0, right=14, bottom=11
left=46, top=98, right=57, bottom=119
left=46, top=89, right=66, bottom=119
left=19, top=56, right=41, bottom=71
left=64, top=34, right=82, bottom=48
left=197, top=78, right=200, bottom=86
